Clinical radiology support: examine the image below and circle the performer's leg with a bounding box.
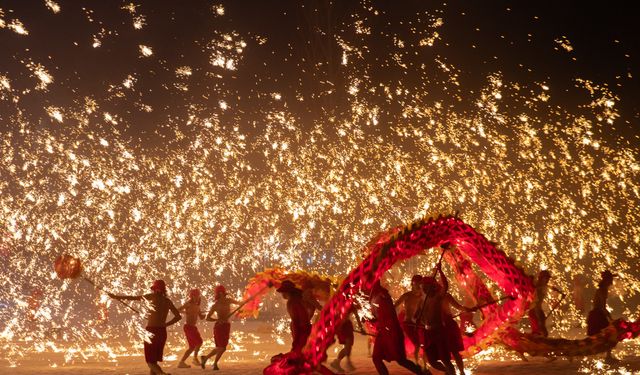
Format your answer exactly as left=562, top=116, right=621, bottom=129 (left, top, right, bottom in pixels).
left=540, top=310, right=549, bottom=338
left=192, top=344, right=201, bottom=364
left=423, top=347, right=446, bottom=372
left=452, top=351, right=465, bottom=375
left=330, top=355, right=345, bottom=373
left=440, top=358, right=455, bottom=375
left=147, top=362, right=166, bottom=375
left=178, top=347, right=193, bottom=367
left=337, top=338, right=353, bottom=360
left=343, top=339, right=355, bottom=370
left=200, top=348, right=219, bottom=369
left=212, top=346, right=226, bottom=370
left=397, top=358, right=428, bottom=374
left=333, top=338, right=355, bottom=371
left=605, top=350, right=619, bottom=363
left=372, top=356, right=389, bottom=375
left=442, top=360, right=456, bottom=375
left=529, top=308, right=541, bottom=335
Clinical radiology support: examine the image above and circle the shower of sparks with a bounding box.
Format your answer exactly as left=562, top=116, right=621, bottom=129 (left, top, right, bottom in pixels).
left=23, top=62, right=54, bottom=91
left=555, top=36, right=574, bottom=52
left=45, top=0, right=61, bottom=14
left=138, top=45, right=153, bottom=57
left=213, top=5, right=225, bottom=16
left=0, top=0, right=639, bottom=369
left=7, top=19, right=28, bottom=35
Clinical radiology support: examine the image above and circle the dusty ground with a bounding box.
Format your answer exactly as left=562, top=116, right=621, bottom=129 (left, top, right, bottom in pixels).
left=3, top=355, right=640, bottom=375
left=2, top=322, right=639, bottom=374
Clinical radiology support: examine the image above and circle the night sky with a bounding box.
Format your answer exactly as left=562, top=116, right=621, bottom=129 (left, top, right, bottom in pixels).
left=1, top=1, right=638, bottom=146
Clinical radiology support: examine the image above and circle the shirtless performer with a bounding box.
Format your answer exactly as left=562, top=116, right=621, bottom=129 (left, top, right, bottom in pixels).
left=436, top=264, right=476, bottom=375
left=109, top=279, right=181, bottom=375
left=277, top=280, right=312, bottom=353
left=330, top=309, right=356, bottom=373
left=587, top=270, right=618, bottom=363
left=418, top=277, right=452, bottom=375
left=529, top=270, right=564, bottom=337
left=369, top=280, right=426, bottom=375
left=201, top=285, right=239, bottom=370
left=395, top=275, right=424, bottom=362
left=302, top=284, right=323, bottom=322
left=418, top=267, right=475, bottom=375
left=177, top=289, right=205, bottom=368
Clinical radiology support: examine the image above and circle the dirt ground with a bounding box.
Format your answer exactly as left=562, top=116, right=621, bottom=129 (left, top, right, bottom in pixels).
left=2, top=322, right=639, bottom=374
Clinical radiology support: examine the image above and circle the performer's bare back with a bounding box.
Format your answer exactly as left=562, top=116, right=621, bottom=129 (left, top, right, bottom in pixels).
left=208, top=296, right=237, bottom=323
left=144, top=293, right=179, bottom=327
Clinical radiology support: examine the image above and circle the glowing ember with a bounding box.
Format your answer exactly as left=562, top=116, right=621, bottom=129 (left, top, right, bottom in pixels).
left=139, top=45, right=153, bottom=57
left=7, top=19, right=28, bottom=35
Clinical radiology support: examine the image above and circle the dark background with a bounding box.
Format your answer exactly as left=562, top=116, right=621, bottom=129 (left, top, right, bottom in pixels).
left=0, top=1, right=637, bottom=146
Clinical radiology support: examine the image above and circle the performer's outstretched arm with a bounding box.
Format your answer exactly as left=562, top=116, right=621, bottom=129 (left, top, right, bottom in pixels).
left=108, top=292, right=143, bottom=301
left=446, top=294, right=475, bottom=312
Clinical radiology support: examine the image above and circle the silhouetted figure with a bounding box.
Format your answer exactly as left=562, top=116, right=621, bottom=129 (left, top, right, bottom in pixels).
left=369, top=280, right=426, bottom=375
left=277, top=280, right=312, bottom=353
left=572, top=274, right=587, bottom=318
left=395, top=274, right=424, bottom=362
left=109, top=279, right=181, bottom=375
left=330, top=310, right=356, bottom=373
left=177, top=289, right=205, bottom=368
left=418, top=266, right=475, bottom=375
left=437, top=264, right=476, bottom=375
left=587, top=270, right=618, bottom=363
left=528, top=270, right=564, bottom=337
left=201, top=285, right=239, bottom=371
left=301, top=281, right=323, bottom=322
left=417, top=277, right=448, bottom=374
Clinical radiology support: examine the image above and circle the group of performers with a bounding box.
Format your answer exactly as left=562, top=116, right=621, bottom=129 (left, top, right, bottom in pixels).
left=106, top=263, right=620, bottom=375
left=377, top=263, right=477, bottom=375
left=269, top=267, right=472, bottom=375
left=108, top=282, right=238, bottom=375
left=528, top=268, right=619, bottom=362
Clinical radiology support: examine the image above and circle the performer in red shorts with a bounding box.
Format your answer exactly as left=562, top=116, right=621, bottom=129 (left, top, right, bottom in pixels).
left=109, top=280, right=181, bottom=375
left=330, top=310, right=356, bottom=372
left=369, top=280, right=426, bottom=375
left=277, top=280, right=312, bottom=353
left=201, top=285, right=239, bottom=371
left=177, top=289, right=205, bottom=368
left=394, top=274, right=424, bottom=362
